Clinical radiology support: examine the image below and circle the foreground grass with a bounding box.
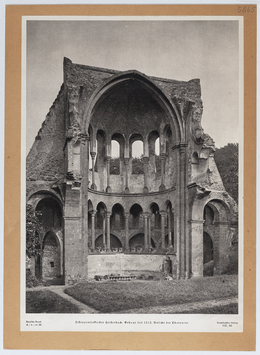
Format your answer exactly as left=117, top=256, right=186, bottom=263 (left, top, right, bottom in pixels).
left=178, top=303, right=238, bottom=314
left=26, top=290, right=80, bottom=313
left=65, top=275, right=238, bottom=313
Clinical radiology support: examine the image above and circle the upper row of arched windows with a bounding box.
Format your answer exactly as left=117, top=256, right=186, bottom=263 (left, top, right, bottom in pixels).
left=88, top=126, right=173, bottom=157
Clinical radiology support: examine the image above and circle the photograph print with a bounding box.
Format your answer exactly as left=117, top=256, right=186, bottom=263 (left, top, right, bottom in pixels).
left=23, top=17, right=242, bottom=330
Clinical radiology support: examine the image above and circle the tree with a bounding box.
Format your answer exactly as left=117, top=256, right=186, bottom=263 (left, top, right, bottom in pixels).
left=26, top=204, right=42, bottom=258
left=214, top=143, right=238, bottom=202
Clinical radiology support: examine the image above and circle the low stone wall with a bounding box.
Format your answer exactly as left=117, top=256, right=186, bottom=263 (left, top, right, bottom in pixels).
left=87, top=253, right=176, bottom=279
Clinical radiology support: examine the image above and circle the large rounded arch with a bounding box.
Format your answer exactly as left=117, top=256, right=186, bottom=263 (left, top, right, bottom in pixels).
left=36, top=197, right=62, bottom=230
left=191, top=192, right=236, bottom=277
left=82, top=71, right=183, bottom=142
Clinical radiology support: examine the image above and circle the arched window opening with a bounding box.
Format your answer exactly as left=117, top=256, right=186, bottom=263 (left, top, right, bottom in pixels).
left=95, top=234, right=122, bottom=250
left=150, top=203, right=161, bottom=229
left=204, top=205, right=214, bottom=225
left=155, top=137, right=160, bottom=155
left=155, top=137, right=161, bottom=174
left=129, top=233, right=155, bottom=252
left=36, top=198, right=62, bottom=229
left=110, top=140, right=120, bottom=175
left=96, top=202, right=106, bottom=229
left=192, top=152, right=199, bottom=164
left=203, top=232, right=214, bottom=277
left=111, top=204, right=124, bottom=230
left=131, top=138, right=144, bottom=174
left=129, top=204, right=143, bottom=229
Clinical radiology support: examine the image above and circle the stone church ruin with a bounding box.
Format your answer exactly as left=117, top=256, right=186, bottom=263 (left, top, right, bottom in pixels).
left=26, top=58, right=238, bottom=284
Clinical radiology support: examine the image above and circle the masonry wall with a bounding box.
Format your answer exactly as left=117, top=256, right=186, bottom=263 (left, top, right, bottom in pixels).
left=87, top=254, right=177, bottom=279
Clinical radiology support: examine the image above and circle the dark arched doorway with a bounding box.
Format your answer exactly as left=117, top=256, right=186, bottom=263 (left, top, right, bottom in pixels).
left=203, top=232, right=214, bottom=276
left=42, top=231, right=61, bottom=282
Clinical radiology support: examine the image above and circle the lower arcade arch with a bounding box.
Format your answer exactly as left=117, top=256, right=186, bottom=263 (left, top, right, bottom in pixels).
left=41, top=231, right=61, bottom=280
left=95, top=234, right=122, bottom=250
left=203, top=232, right=214, bottom=277
left=129, top=233, right=155, bottom=251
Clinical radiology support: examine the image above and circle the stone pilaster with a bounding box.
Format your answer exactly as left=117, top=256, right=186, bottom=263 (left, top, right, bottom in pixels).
left=124, top=212, right=130, bottom=251
left=124, top=158, right=130, bottom=193
left=91, top=210, right=97, bottom=250
left=90, top=152, right=96, bottom=190
left=106, top=212, right=112, bottom=251
left=143, top=156, right=149, bottom=193
left=106, top=156, right=111, bottom=193
left=160, top=211, right=167, bottom=249
left=159, top=153, right=166, bottom=191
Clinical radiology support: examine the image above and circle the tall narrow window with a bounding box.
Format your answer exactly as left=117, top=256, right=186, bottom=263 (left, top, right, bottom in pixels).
left=110, top=140, right=120, bottom=175
left=132, top=140, right=144, bottom=174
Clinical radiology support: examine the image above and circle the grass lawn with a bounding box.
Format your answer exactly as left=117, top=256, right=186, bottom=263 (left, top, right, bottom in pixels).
left=65, top=275, right=238, bottom=313
left=178, top=303, right=238, bottom=314
left=26, top=289, right=80, bottom=313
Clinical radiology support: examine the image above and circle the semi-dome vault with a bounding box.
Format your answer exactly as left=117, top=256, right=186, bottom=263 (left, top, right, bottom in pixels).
left=26, top=58, right=238, bottom=284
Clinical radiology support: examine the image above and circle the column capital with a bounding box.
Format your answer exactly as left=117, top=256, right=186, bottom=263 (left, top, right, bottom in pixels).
left=90, top=151, right=96, bottom=159
left=106, top=211, right=112, bottom=218
left=160, top=210, right=167, bottom=218
left=91, top=210, right=97, bottom=216
left=189, top=219, right=204, bottom=224
left=124, top=212, right=131, bottom=219
left=143, top=212, right=150, bottom=219
left=106, top=156, right=111, bottom=162
left=160, top=153, right=167, bottom=160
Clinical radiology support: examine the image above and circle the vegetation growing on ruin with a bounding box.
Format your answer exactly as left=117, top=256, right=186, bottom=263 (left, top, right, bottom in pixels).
left=26, top=204, right=42, bottom=258
left=214, top=143, right=238, bottom=202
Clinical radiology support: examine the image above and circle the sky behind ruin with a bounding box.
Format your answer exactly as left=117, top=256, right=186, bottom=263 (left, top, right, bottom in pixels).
left=26, top=19, right=241, bottom=154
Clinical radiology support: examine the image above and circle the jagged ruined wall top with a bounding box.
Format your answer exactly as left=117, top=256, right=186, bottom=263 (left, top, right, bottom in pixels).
left=26, top=85, right=65, bottom=182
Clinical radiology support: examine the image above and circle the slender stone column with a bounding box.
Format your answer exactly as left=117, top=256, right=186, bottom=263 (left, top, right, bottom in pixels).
left=124, top=212, right=130, bottom=251
left=167, top=208, right=172, bottom=248
left=148, top=214, right=152, bottom=248
left=160, top=211, right=167, bottom=249
left=159, top=153, right=166, bottom=191
left=90, top=152, right=96, bottom=190
left=143, top=156, right=149, bottom=193
left=106, top=212, right=112, bottom=251
left=102, top=215, right=106, bottom=247
left=91, top=210, right=97, bottom=250
left=143, top=213, right=149, bottom=250
left=106, top=156, right=111, bottom=192
left=124, top=158, right=130, bottom=193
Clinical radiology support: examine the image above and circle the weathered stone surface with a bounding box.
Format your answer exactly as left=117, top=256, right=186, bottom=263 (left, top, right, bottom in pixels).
left=26, top=58, right=238, bottom=284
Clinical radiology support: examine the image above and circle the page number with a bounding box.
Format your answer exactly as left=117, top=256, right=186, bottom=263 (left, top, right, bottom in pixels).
left=238, top=6, right=256, bottom=13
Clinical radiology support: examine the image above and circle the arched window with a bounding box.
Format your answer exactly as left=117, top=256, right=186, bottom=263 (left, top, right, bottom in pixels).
left=129, top=204, right=143, bottom=229
left=36, top=198, right=62, bottom=229
left=110, top=140, right=120, bottom=175
left=131, top=139, right=144, bottom=174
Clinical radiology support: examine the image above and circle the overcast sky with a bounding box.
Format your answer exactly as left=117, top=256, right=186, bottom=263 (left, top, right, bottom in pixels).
left=26, top=18, right=241, bottom=154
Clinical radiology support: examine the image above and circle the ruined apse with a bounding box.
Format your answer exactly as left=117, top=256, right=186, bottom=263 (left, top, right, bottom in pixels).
left=26, top=57, right=238, bottom=285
